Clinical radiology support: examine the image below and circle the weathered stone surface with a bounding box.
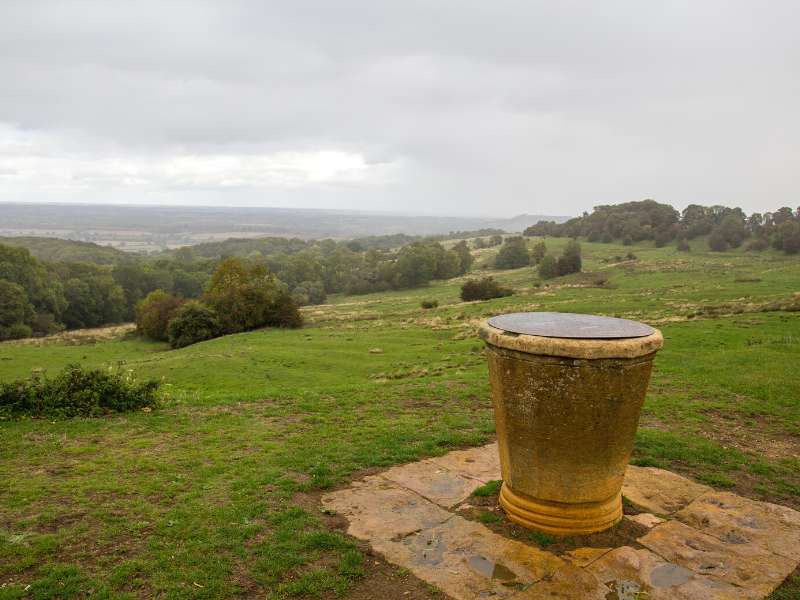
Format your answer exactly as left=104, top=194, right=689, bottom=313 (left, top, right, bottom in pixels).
left=675, top=490, right=800, bottom=561
left=625, top=512, right=666, bottom=529
left=587, top=545, right=757, bottom=599
left=321, top=476, right=451, bottom=540
left=514, top=563, right=609, bottom=599
left=428, top=443, right=501, bottom=483
left=323, top=447, right=800, bottom=600
left=623, top=465, right=712, bottom=515
left=375, top=516, right=564, bottom=600
left=638, top=520, right=796, bottom=597
left=563, top=546, right=612, bottom=567
left=382, top=460, right=479, bottom=508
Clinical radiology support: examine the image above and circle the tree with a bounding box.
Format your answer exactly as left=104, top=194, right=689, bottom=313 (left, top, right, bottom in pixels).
left=452, top=241, right=474, bottom=274
left=0, top=281, right=35, bottom=340
left=58, top=263, right=127, bottom=329
left=537, top=255, right=559, bottom=279
left=556, top=240, right=582, bottom=275
left=167, top=301, right=221, bottom=348
left=530, top=241, right=547, bottom=265
left=708, top=229, right=729, bottom=252
left=135, top=290, right=184, bottom=341
left=203, top=257, right=302, bottom=333
left=495, top=237, right=530, bottom=269
left=774, top=221, right=800, bottom=254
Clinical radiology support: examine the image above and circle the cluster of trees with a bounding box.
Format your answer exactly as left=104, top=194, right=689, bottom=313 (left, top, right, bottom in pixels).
left=524, top=200, right=800, bottom=253
left=472, top=235, right=504, bottom=249
left=538, top=241, right=582, bottom=279
left=0, top=233, right=476, bottom=341
left=135, top=257, right=301, bottom=348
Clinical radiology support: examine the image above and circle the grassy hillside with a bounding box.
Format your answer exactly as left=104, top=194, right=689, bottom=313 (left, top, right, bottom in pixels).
left=0, top=238, right=798, bottom=598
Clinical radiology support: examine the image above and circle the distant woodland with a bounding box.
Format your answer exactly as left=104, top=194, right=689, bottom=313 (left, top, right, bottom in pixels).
left=525, top=200, right=800, bottom=253
left=2, top=200, right=799, bottom=341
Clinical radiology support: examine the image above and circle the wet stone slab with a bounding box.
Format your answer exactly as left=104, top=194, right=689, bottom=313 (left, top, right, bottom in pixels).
left=674, top=490, right=800, bottom=561
left=321, top=443, right=800, bottom=599
left=623, top=465, right=712, bottom=515
left=381, top=460, right=481, bottom=508
left=638, top=520, right=796, bottom=597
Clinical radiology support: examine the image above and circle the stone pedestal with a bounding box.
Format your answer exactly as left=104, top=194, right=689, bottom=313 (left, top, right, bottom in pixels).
left=480, top=312, right=663, bottom=536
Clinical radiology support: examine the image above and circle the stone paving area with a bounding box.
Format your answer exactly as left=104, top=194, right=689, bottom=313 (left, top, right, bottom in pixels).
left=322, top=443, right=800, bottom=599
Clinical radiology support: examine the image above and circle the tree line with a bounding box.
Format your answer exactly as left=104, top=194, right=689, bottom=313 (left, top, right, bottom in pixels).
left=524, top=200, right=800, bottom=253
left=0, top=236, right=474, bottom=341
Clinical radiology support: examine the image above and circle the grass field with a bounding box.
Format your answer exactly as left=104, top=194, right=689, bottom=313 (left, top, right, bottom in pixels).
left=1, top=238, right=799, bottom=599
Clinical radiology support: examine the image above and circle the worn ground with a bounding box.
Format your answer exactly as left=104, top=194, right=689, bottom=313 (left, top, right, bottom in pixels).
left=1, top=238, right=798, bottom=598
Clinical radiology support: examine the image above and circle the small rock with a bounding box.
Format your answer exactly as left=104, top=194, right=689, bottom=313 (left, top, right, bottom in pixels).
left=369, top=348, right=384, bottom=354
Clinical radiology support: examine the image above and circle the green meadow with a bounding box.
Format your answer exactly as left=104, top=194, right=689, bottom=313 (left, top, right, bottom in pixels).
left=1, top=238, right=799, bottom=598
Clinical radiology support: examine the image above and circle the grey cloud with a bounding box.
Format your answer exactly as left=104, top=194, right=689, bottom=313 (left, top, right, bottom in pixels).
left=0, top=0, right=798, bottom=215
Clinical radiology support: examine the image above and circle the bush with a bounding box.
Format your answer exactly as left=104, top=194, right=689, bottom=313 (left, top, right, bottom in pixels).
left=135, top=290, right=184, bottom=341
left=0, top=364, right=161, bottom=419
left=167, top=301, right=222, bottom=349
left=537, top=255, right=559, bottom=279
left=677, top=239, right=691, bottom=252
left=420, top=299, right=439, bottom=309
left=745, top=237, right=769, bottom=252
left=0, top=323, right=33, bottom=341
left=460, top=277, right=512, bottom=301
left=494, top=237, right=530, bottom=269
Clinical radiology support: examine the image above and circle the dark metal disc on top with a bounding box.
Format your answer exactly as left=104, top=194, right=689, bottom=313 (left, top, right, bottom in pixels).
left=487, top=312, right=654, bottom=339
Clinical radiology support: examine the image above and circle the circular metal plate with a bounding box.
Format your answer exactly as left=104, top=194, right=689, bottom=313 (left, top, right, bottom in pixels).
left=487, top=312, right=654, bottom=339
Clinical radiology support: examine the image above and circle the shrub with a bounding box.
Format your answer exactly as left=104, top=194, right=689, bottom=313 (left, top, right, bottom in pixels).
left=135, top=290, right=184, bottom=341
left=745, top=237, right=769, bottom=252
left=0, top=364, right=161, bottom=419
left=494, top=237, right=530, bottom=269
left=0, top=323, right=33, bottom=341
left=677, top=239, right=691, bottom=252
left=537, top=255, right=559, bottom=279
left=460, top=277, right=512, bottom=301
left=167, top=301, right=221, bottom=349
left=420, top=299, right=439, bottom=309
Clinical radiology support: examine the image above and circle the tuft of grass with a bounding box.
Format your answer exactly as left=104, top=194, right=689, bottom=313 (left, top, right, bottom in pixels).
left=472, top=480, right=502, bottom=497
left=527, top=530, right=556, bottom=547
left=476, top=510, right=503, bottom=524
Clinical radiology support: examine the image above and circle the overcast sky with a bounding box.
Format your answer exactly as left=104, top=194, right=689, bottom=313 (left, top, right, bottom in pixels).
left=0, top=1, right=797, bottom=217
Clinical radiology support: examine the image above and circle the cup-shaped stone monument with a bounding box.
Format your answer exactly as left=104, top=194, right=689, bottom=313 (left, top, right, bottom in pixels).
left=480, top=312, right=663, bottom=536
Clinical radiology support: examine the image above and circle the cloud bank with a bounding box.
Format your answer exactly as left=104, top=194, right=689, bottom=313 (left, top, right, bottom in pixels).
left=1, top=1, right=797, bottom=215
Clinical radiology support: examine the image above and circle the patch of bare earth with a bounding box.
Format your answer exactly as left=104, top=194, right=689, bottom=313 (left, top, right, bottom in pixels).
left=698, top=409, right=800, bottom=462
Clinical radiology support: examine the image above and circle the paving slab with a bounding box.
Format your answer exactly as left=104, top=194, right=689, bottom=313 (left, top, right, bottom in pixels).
left=512, top=563, right=609, bottom=599
left=322, top=446, right=800, bottom=600
left=625, top=512, right=665, bottom=529
left=321, top=475, right=452, bottom=540
left=638, top=520, right=796, bottom=597
left=674, top=490, right=800, bottom=561
left=587, top=545, right=757, bottom=600
left=623, top=465, right=712, bottom=515
left=563, top=546, right=612, bottom=567
left=382, top=460, right=480, bottom=508
left=376, top=516, right=564, bottom=600
left=428, top=443, right=501, bottom=483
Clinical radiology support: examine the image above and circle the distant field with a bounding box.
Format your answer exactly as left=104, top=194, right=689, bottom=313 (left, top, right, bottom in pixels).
left=1, top=238, right=798, bottom=598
